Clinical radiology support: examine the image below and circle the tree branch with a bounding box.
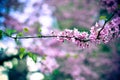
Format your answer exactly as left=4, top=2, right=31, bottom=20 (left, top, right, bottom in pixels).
left=97, top=12, right=116, bottom=39
left=1, top=12, right=116, bottom=43
left=2, top=31, right=90, bottom=42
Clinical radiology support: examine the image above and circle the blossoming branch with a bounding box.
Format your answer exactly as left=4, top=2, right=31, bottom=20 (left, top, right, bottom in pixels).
left=0, top=0, right=120, bottom=48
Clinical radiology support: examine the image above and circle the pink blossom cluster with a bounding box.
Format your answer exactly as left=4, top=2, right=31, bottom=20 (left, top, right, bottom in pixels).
left=52, top=16, right=120, bottom=47
left=89, top=23, right=101, bottom=43
left=52, top=28, right=89, bottom=48
left=101, top=17, right=120, bottom=39
left=89, top=17, right=120, bottom=43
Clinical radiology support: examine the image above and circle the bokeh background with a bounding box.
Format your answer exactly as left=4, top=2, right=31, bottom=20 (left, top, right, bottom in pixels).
left=0, top=0, right=120, bottom=80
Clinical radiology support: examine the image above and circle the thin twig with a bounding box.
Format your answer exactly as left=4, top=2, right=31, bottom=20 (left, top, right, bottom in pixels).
left=2, top=31, right=89, bottom=42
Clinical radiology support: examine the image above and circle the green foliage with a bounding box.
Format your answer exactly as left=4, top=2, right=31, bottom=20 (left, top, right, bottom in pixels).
left=28, top=52, right=37, bottom=63
left=5, top=29, right=16, bottom=36
left=19, top=47, right=37, bottom=62
left=99, top=9, right=113, bottom=21
left=23, top=28, right=29, bottom=32
left=19, top=47, right=26, bottom=59
left=17, top=32, right=23, bottom=37
left=99, top=16, right=107, bottom=20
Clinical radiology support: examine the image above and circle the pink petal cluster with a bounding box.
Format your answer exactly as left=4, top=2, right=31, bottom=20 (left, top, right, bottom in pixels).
left=52, top=17, right=120, bottom=46
left=100, top=17, right=120, bottom=43
left=89, top=23, right=101, bottom=43
left=89, top=17, right=120, bottom=44
left=52, top=28, right=89, bottom=48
